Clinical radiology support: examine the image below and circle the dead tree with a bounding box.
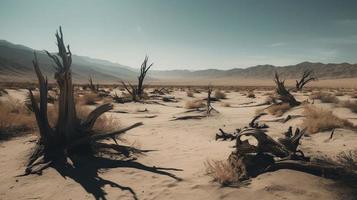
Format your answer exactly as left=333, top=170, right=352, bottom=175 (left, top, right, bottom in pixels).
left=206, top=85, right=219, bottom=115
left=23, top=27, right=143, bottom=176
left=122, top=56, right=153, bottom=102
left=228, top=127, right=356, bottom=182
left=88, top=75, right=99, bottom=92
left=295, top=70, right=317, bottom=91
left=274, top=72, right=300, bottom=107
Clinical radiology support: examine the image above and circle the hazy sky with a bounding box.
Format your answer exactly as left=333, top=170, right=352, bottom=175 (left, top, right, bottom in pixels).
left=1, top=0, right=357, bottom=70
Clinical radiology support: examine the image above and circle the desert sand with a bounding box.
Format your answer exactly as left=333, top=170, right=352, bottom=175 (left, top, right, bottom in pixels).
left=0, top=88, right=356, bottom=200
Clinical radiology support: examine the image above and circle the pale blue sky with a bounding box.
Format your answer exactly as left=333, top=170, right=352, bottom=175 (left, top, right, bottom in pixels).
left=0, top=0, right=357, bottom=70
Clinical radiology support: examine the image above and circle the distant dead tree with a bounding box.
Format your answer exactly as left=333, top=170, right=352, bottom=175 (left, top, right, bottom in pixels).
left=206, top=85, right=218, bottom=115
left=274, top=72, right=300, bottom=107
left=295, top=70, right=317, bottom=91
left=23, top=27, right=143, bottom=175
left=88, top=75, right=99, bottom=92
left=121, top=56, right=153, bottom=102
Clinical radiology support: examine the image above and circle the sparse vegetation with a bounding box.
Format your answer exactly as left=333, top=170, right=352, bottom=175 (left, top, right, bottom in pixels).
left=0, top=99, right=36, bottom=140
left=334, top=91, right=344, bottom=96
left=266, top=103, right=291, bottom=116
left=214, top=90, right=226, bottom=99
left=80, top=93, right=98, bottom=105
left=302, top=105, right=354, bottom=133
left=247, top=91, right=255, bottom=98
left=205, top=160, right=237, bottom=186
left=185, top=99, right=205, bottom=109
left=310, top=92, right=339, bottom=103
left=221, top=102, right=231, bottom=107
left=340, top=100, right=357, bottom=113
left=186, top=90, right=194, bottom=97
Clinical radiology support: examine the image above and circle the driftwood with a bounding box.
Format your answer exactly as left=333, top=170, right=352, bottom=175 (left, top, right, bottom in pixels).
left=274, top=72, right=300, bottom=107
left=227, top=127, right=356, bottom=183
left=249, top=113, right=269, bottom=129
left=22, top=27, right=143, bottom=176
left=215, top=128, right=236, bottom=141
left=295, top=70, right=317, bottom=91
left=170, top=115, right=206, bottom=121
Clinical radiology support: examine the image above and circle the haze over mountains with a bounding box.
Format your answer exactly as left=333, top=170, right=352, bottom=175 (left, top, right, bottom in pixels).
left=1, top=39, right=357, bottom=84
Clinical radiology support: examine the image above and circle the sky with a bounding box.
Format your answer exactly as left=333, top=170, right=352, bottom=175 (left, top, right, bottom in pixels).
left=0, top=0, right=357, bottom=70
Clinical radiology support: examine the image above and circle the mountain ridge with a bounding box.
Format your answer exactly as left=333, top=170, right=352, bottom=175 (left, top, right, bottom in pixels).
left=1, top=39, right=357, bottom=83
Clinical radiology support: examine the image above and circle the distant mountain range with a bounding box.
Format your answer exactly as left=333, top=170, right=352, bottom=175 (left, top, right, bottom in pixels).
left=0, top=40, right=138, bottom=83
left=1, top=39, right=357, bottom=84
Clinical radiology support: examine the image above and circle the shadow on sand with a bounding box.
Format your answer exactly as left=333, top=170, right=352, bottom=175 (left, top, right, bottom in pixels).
left=52, top=155, right=183, bottom=200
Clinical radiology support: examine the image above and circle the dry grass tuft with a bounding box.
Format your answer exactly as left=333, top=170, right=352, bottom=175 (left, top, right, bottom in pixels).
left=266, top=103, right=291, bottom=116
left=186, top=90, right=194, bottom=97
left=337, top=150, right=357, bottom=171
left=80, top=93, right=98, bottom=105
left=302, top=105, right=354, bottom=133
left=334, top=91, right=344, bottom=96
left=340, top=100, right=357, bottom=113
left=310, top=92, right=339, bottom=103
left=0, top=99, right=36, bottom=140
left=247, top=92, right=256, bottom=98
left=221, top=102, right=231, bottom=107
left=205, top=160, right=238, bottom=186
left=214, top=90, right=226, bottom=99
left=184, top=99, right=205, bottom=109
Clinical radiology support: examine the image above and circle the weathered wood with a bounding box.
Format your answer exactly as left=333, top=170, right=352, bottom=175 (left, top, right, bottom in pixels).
left=23, top=27, right=143, bottom=176
left=274, top=72, right=300, bottom=107
left=295, top=70, right=317, bottom=91
left=121, top=56, right=153, bottom=102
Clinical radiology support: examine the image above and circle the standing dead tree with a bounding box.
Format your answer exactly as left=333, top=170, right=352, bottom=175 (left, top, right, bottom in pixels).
left=274, top=72, right=300, bottom=107
left=295, top=70, right=317, bottom=91
left=206, top=85, right=219, bottom=116
left=88, top=75, right=99, bottom=92
left=121, top=56, right=153, bottom=102
left=23, top=27, right=143, bottom=176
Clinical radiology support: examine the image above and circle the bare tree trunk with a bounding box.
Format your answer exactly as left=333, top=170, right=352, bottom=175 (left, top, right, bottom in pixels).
left=23, top=26, right=143, bottom=176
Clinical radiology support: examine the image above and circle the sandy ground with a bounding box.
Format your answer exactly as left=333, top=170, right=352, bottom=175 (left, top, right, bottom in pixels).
left=0, top=89, right=356, bottom=200
left=148, top=78, right=357, bottom=88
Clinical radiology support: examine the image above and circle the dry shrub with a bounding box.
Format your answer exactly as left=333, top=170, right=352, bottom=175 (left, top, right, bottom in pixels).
left=351, top=93, right=357, bottom=99
left=310, top=92, right=339, bottom=103
left=214, top=90, right=226, bottom=99
left=80, top=93, right=98, bottom=105
left=185, top=99, right=205, bottom=109
left=205, top=160, right=238, bottom=186
left=47, top=102, right=120, bottom=133
left=186, top=90, right=194, bottom=97
left=334, top=91, right=344, bottom=96
left=264, top=95, right=278, bottom=104
left=221, top=102, right=231, bottom=107
left=0, top=99, right=36, bottom=140
left=337, top=150, right=357, bottom=171
left=266, top=103, right=291, bottom=116
left=247, top=92, right=255, bottom=98
left=302, top=105, right=354, bottom=133
left=340, top=100, right=357, bottom=113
